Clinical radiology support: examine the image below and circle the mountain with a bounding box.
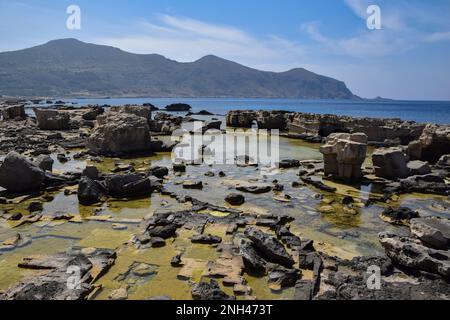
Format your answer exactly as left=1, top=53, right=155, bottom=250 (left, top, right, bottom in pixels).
left=0, top=39, right=355, bottom=99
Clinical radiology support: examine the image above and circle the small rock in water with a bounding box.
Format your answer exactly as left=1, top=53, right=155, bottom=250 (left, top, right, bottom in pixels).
left=225, top=193, right=245, bottom=206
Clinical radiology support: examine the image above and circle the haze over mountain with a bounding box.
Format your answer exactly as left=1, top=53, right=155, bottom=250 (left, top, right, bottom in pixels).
left=0, top=39, right=355, bottom=99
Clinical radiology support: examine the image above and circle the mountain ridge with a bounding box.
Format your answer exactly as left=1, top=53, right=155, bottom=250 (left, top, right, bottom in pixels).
left=0, top=38, right=356, bottom=99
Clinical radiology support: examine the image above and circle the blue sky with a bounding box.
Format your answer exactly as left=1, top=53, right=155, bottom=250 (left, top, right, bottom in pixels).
left=1, top=0, right=450, bottom=100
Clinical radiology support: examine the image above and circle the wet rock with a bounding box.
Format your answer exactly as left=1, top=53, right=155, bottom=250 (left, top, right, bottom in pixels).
left=27, top=201, right=43, bottom=213
left=0, top=249, right=116, bottom=300
left=372, top=147, right=410, bottom=179
left=34, top=155, right=53, bottom=172
left=191, top=279, right=233, bottom=300
left=320, top=133, right=367, bottom=182
left=381, top=207, right=420, bottom=225
left=410, top=217, right=450, bottom=250
left=244, top=227, right=294, bottom=268
left=82, top=166, right=99, bottom=180
left=379, top=232, right=450, bottom=279
left=294, top=280, right=314, bottom=300
left=236, top=184, right=272, bottom=194
left=225, top=193, right=245, bottom=206
left=398, top=174, right=449, bottom=195
left=57, top=154, right=68, bottom=163
left=87, top=112, right=152, bottom=156
left=173, top=163, right=186, bottom=173
left=0, top=152, right=45, bottom=192
left=77, top=177, right=105, bottom=206
left=204, top=171, right=215, bottom=177
left=278, top=159, right=301, bottom=169
left=150, top=237, right=166, bottom=248
left=148, top=166, right=169, bottom=179
left=300, top=177, right=336, bottom=193
left=191, top=234, right=222, bottom=244
left=182, top=180, right=203, bottom=190
left=106, top=173, right=158, bottom=198
left=8, top=212, right=23, bottom=221
left=34, top=108, right=70, bottom=130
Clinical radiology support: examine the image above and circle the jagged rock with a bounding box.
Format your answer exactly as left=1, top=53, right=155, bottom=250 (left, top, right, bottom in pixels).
left=0, top=152, right=45, bottom=192
left=191, top=279, right=233, bottom=300
left=381, top=207, right=420, bottom=225
left=410, top=217, right=450, bottom=250
left=268, top=267, right=300, bottom=291
left=239, top=239, right=267, bottom=274
left=372, top=147, right=410, bottom=179
left=148, top=166, right=169, bottom=179
left=87, top=112, right=152, bottom=156
left=399, top=174, right=449, bottom=195
left=0, top=249, right=116, bottom=300
left=34, top=154, right=53, bottom=172
left=407, top=161, right=431, bottom=176
left=244, top=227, right=294, bottom=268
left=191, top=234, right=222, bottom=244
left=1, top=105, right=26, bottom=120
left=320, top=133, right=367, bottom=182
left=77, top=177, right=104, bottom=205
left=379, top=232, right=450, bottom=279
left=33, top=108, right=70, bottom=130
left=225, top=193, right=245, bottom=206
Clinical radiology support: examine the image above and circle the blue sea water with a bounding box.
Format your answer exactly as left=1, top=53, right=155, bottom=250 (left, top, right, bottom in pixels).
left=50, top=98, right=450, bottom=124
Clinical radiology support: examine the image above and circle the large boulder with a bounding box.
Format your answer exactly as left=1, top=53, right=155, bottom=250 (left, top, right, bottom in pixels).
left=87, top=112, right=152, bottom=156
left=33, top=108, right=70, bottom=130
left=77, top=177, right=105, bottom=205
left=0, top=152, right=45, bottom=192
left=372, top=147, right=410, bottom=179
left=410, top=217, right=450, bottom=250
left=1, top=105, right=26, bottom=120
left=105, top=173, right=159, bottom=198
left=320, top=133, right=367, bottom=182
left=408, top=124, right=450, bottom=163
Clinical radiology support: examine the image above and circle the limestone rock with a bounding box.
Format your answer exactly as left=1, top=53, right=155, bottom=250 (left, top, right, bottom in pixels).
left=372, top=147, right=410, bottom=179
left=0, top=152, right=45, bottom=192
left=410, top=217, right=450, bottom=250
left=87, top=112, right=152, bottom=156
left=407, top=160, right=431, bottom=176
left=320, top=132, right=367, bottom=182
left=34, top=108, right=70, bottom=130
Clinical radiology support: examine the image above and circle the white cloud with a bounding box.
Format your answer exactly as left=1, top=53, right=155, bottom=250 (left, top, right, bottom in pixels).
left=97, top=14, right=307, bottom=72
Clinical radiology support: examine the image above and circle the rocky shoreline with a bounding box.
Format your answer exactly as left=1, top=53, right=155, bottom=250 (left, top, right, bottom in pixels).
left=0, top=102, right=449, bottom=300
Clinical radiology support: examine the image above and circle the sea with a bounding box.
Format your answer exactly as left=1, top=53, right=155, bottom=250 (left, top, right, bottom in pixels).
left=32, top=98, right=450, bottom=124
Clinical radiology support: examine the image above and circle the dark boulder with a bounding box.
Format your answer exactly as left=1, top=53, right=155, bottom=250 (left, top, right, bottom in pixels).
left=77, top=177, right=104, bottom=205
left=0, top=152, right=45, bottom=192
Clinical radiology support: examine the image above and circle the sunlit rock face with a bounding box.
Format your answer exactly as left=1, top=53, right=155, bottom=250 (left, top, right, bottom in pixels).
left=33, top=108, right=71, bottom=130
left=372, top=147, right=410, bottom=179
left=320, top=132, right=367, bottom=182
left=87, top=112, right=152, bottom=156
left=408, top=124, right=450, bottom=163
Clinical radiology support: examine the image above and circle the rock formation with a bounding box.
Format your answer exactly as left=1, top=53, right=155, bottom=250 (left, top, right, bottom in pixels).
left=408, top=124, right=450, bottom=163
left=1, top=105, right=26, bottom=121
left=87, top=112, right=152, bottom=156
left=320, top=133, right=367, bottom=182
left=0, top=152, right=45, bottom=192
left=33, top=108, right=70, bottom=130
left=372, top=147, right=410, bottom=179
